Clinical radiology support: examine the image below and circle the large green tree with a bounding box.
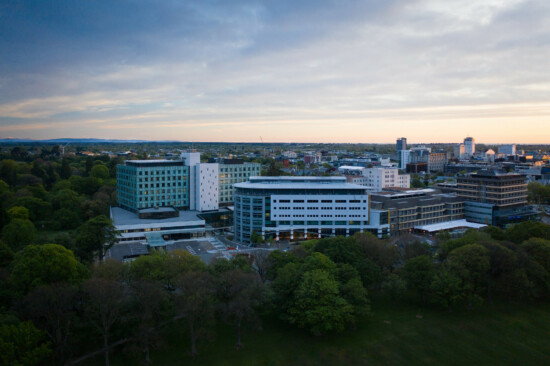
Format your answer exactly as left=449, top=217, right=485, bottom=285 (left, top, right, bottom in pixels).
left=217, top=269, right=264, bottom=348
left=74, top=215, right=118, bottom=262
left=1, top=218, right=36, bottom=251
left=402, top=255, right=436, bottom=303
left=10, top=244, right=85, bottom=294
left=0, top=321, right=51, bottom=366
left=447, top=244, right=490, bottom=308
left=175, top=271, right=216, bottom=355
left=287, top=269, right=354, bottom=335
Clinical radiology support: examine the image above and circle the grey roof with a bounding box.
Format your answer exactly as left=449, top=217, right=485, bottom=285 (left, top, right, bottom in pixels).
left=107, top=243, right=149, bottom=261
left=235, top=182, right=367, bottom=190
left=139, top=207, right=178, bottom=213
left=236, top=176, right=366, bottom=190
left=111, top=207, right=204, bottom=226
left=127, top=159, right=180, bottom=164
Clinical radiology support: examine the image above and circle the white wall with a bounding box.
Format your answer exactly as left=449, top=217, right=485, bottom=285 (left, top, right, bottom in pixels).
left=195, top=163, right=219, bottom=211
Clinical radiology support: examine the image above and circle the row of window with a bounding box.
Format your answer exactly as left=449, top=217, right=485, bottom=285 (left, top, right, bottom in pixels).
left=273, top=199, right=365, bottom=203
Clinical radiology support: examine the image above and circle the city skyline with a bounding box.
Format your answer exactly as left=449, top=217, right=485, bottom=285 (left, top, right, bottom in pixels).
left=2, top=0, right=550, bottom=143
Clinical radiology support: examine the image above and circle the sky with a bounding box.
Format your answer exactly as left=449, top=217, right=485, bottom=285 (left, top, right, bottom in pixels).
left=1, top=0, right=550, bottom=143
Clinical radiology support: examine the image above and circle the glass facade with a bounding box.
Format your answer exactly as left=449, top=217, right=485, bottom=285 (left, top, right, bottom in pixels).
left=117, top=161, right=190, bottom=211
left=219, top=162, right=261, bottom=205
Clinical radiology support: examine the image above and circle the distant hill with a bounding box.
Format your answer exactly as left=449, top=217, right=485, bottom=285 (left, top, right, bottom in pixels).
left=0, top=138, right=185, bottom=144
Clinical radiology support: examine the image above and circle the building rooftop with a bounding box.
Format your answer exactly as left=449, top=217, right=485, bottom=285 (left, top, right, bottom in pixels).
left=338, top=165, right=365, bottom=171
left=415, top=219, right=486, bottom=233
left=126, top=159, right=180, bottom=164
left=111, top=207, right=204, bottom=226
left=235, top=176, right=366, bottom=190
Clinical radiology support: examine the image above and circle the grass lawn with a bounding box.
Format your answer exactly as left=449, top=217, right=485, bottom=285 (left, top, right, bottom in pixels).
left=82, top=300, right=550, bottom=366
left=35, top=229, right=72, bottom=244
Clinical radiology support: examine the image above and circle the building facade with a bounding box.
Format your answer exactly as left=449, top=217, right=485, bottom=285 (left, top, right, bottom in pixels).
left=396, top=137, right=407, bottom=151
left=233, top=177, right=388, bottom=244
left=370, top=188, right=465, bottom=233
left=219, top=159, right=261, bottom=206
left=117, top=152, right=219, bottom=213
left=338, top=166, right=410, bottom=192
left=464, top=137, right=475, bottom=157
left=457, top=170, right=537, bottom=226
left=498, top=144, right=517, bottom=155
left=454, top=144, right=466, bottom=159
left=117, top=160, right=189, bottom=211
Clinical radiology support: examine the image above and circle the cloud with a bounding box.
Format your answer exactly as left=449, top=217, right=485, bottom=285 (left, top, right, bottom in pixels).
left=1, top=0, right=550, bottom=142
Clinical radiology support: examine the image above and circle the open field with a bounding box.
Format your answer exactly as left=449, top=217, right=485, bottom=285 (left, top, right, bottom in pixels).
left=82, top=300, right=550, bottom=366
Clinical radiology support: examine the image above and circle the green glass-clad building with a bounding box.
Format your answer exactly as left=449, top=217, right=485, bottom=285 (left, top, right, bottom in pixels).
left=219, top=159, right=261, bottom=206
left=117, top=160, right=189, bottom=211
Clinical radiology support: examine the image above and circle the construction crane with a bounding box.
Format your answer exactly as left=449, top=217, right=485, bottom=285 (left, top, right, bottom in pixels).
left=61, top=142, right=70, bottom=156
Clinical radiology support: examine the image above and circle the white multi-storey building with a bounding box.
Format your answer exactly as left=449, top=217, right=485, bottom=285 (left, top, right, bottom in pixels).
left=181, top=152, right=219, bottom=211
left=362, top=167, right=410, bottom=192
left=233, top=177, right=389, bottom=244
left=338, top=166, right=410, bottom=192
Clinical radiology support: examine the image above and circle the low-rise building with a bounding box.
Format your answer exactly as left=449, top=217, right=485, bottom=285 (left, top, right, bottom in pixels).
left=111, top=206, right=206, bottom=245
left=370, top=188, right=465, bottom=234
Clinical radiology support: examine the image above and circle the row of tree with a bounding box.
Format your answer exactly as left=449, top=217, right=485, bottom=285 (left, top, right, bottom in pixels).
left=2, top=223, right=550, bottom=365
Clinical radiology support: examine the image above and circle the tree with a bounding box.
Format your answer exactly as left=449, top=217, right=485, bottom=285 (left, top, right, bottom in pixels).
left=7, top=206, right=29, bottom=220
left=411, top=178, right=425, bottom=188
left=175, top=271, right=216, bottom=355
left=82, top=277, right=126, bottom=366
left=263, top=162, right=283, bottom=176
left=355, top=232, right=399, bottom=272
left=51, top=189, right=81, bottom=212
left=314, top=236, right=362, bottom=265
left=336, top=264, right=370, bottom=317
left=381, top=273, right=406, bottom=299
left=13, top=197, right=52, bottom=222
left=521, top=238, right=550, bottom=274
left=0, top=241, right=14, bottom=267
left=483, top=226, right=506, bottom=241
left=90, top=165, right=110, bottom=180
left=287, top=269, right=354, bottom=335
left=402, top=241, right=432, bottom=260
left=252, top=250, right=272, bottom=282
left=430, top=267, right=464, bottom=309
left=0, top=159, right=18, bottom=186
left=25, top=283, right=78, bottom=364
left=129, top=250, right=206, bottom=292
left=447, top=244, right=490, bottom=308
left=129, top=279, right=170, bottom=364
left=250, top=230, right=263, bottom=245
left=403, top=255, right=436, bottom=303
left=212, top=256, right=253, bottom=274
left=217, top=269, right=264, bottom=348
left=506, top=221, right=550, bottom=244
left=10, top=244, right=85, bottom=294
left=265, top=250, right=300, bottom=281
left=53, top=208, right=81, bottom=230
left=75, top=215, right=118, bottom=262
left=0, top=321, right=51, bottom=366
left=30, top=160, right=45, bottom=179
left=60, top=158, right=71, bottom=180
left=85, top=156, right=94, bottom=176
left=1, top=218, right=36, bottom=251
